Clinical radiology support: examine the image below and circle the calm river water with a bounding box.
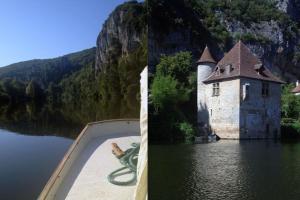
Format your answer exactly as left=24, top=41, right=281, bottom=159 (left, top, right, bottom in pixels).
left=149, top=140, right=300, bottom=200
left=0, top=129, right=73, bottom=199
left=0, top=104, right=83, bottom=200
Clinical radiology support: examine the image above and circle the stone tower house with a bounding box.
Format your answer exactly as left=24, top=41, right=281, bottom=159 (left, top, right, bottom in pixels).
left=197, top=41, right=284, bottom=139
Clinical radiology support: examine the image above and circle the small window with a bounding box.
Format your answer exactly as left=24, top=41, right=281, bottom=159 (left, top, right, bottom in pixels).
left=212, top=83, right=220, bottom=96
left=262, top=82, right=269, bottom=97
left=242, top=83, right=250, bottom=101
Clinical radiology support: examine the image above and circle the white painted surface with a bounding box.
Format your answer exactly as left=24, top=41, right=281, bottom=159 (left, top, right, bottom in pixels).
left=60, top=136, right=139, bottom=200
left=39, top=120, right=140, bottom=200
left=134, top=67, right=148, bottom=200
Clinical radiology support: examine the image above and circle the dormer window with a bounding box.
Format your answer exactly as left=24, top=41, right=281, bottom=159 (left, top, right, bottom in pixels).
left=213, top=83, right=220, bottom=96
left=262, top=82, right=269, bottom=97
left=254, top=63, right=263, bottom=75
left=219, top=65, right=225, bottom=74
left=225, top=64, right=232, bottom=75
left=218, top=64, right=233, bottom=75
left=215, top=67, right=220, bottom=76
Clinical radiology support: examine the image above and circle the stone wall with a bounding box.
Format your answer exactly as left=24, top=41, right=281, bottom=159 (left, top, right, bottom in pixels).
left=197, top=63, right=215, bottom=127
left=205, top=79, right=241, bottom=139
left=240, top=78, right=281, bottom=139
left=201, top=78, right=281, bottom=139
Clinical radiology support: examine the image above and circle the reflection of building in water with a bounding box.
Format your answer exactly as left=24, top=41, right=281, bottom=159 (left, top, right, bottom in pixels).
left=197, top=41, right=284, bottom=139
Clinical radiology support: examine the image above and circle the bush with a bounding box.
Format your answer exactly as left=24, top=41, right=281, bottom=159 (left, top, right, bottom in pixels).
left=281, top=121, right=300, bottom=139
left=179, top=122, right=196, bottom=143
left=281, top=84, right=300, bottom=120
left=150, top=75, right=189, bottom=112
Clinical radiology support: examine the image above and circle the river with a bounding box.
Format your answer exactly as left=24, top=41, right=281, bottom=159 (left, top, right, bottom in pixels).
left=0, top=98, right=138, bottom=199
left=149, top=140, right=300, bottom=200
left=0, top=104, right=83, bottom=199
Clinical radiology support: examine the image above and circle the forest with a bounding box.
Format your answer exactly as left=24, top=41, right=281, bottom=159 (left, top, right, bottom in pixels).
left=0, top=40, right=146, bottom=125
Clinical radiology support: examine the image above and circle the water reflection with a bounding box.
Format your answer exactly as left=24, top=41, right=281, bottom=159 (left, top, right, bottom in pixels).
left=0, top=103, right=81, bottom=199
left=0, top=103, right=84, bottom=138
left=149, top=140, right=300, bottom=200
left=0, top=128, right=73, bottom=200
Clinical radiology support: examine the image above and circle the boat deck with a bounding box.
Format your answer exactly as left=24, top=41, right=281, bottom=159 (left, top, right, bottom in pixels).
left=54, top=135, right=140, bottom=200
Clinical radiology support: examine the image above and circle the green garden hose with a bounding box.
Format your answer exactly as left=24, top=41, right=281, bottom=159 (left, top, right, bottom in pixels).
left=108, top=143, right=140, bottom=186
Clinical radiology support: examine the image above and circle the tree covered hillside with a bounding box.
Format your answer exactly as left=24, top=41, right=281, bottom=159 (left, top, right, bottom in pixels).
left=0, top=0, right=147, bottom=125
left=0, top=48, right=96, bottom=103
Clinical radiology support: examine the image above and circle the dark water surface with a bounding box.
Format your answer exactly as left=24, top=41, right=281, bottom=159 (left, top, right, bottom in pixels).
left=0, top=104, right=84, bottom=200
left=0, top=129, right=73, bottom=199
left=149, top=140, right=300, bottom=200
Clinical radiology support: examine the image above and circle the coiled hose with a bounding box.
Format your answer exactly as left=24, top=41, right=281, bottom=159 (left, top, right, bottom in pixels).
left=107, top=143, right=140, bottom=186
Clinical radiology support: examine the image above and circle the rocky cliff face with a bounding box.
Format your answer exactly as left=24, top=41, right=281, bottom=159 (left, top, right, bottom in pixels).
left=149, top=0, right=300, bottom=82
left=95, top=1, right=146, bottom=72
left=276, top=0, right=300, bottom=21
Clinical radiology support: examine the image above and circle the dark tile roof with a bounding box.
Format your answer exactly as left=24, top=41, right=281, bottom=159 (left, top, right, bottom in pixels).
left=197, top=46, right=216, bottom=64
left=203, top=41, right=285, bottom=84
left=292, top=85, right=300, bottom=93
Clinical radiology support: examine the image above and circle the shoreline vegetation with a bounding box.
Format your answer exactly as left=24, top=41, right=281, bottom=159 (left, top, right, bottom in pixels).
left=149, top=52, right=197, bottom=143
left=281, top=84, right=300, bottom=139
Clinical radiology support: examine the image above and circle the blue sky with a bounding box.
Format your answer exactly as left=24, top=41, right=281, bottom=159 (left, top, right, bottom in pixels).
left=0, top=0, right=129, bottom=67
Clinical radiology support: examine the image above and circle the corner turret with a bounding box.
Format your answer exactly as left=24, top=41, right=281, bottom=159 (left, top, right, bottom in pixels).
left=197, top=46, right=216, bottom=132
left=197, top=46, right=216, bottom=64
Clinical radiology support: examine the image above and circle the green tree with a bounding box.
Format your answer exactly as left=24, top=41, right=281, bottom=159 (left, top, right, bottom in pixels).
left=151, top=75, right=189, bottom=112
left=281, top=84, right=300, bottom=119
left=156, top=51, right=193, bottom=84
left=149, top=51, right=197, bottom=142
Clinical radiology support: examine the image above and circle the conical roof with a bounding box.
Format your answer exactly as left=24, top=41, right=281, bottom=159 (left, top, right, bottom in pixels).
left=203, top=41, right=284, bottom=84
left=197, top=46, right=216, bottom=64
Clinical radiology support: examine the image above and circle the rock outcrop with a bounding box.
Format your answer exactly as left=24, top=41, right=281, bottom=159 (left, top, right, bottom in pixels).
left=276, top=0, right=300, bottom=21
left=95, top=1, right=146, bottom=72
left=149, top=0, right=300, bottom=81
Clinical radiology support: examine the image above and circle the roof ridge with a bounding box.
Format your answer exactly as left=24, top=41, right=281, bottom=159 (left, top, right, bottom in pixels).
left=238, top=40, right=241, bottom=76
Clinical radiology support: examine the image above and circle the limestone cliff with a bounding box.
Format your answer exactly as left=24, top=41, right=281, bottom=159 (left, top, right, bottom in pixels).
left=95, top=1, right=146, bottom=72
left=149, top=0, right=300, bottom=82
